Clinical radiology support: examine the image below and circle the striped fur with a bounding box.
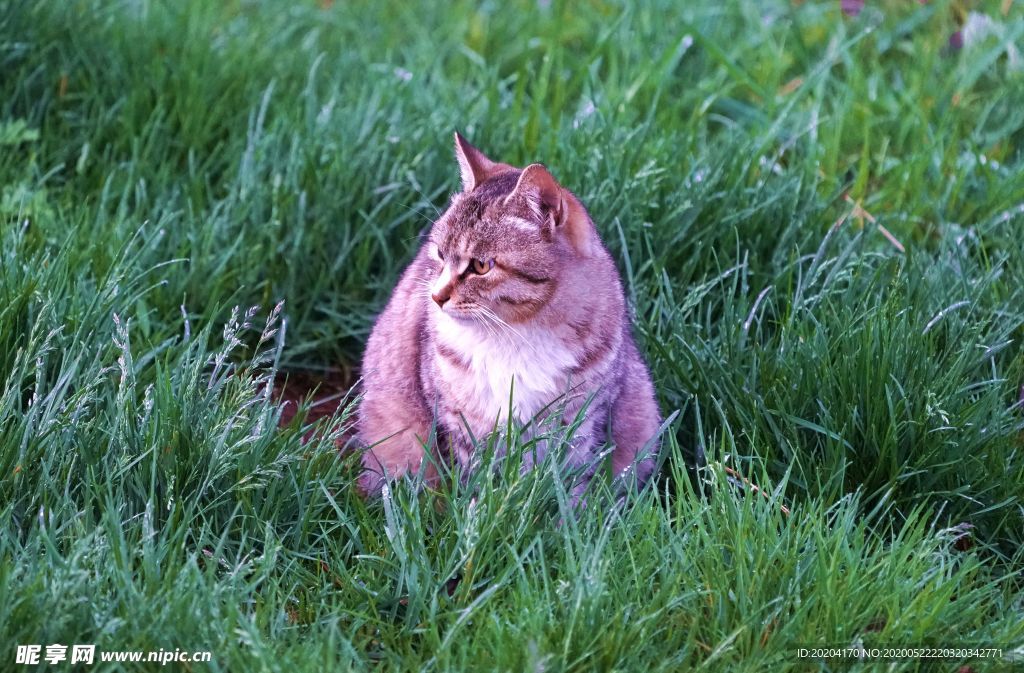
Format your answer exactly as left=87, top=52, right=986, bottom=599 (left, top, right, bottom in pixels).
left=356, top=133, right=662, bottom=499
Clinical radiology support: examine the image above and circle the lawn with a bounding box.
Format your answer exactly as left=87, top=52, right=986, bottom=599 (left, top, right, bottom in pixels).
left=2, top=0, right=1023, bottom=670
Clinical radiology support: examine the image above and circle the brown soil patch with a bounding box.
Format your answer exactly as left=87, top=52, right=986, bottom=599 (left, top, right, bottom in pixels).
left=273, top=366, right=357, bottom=445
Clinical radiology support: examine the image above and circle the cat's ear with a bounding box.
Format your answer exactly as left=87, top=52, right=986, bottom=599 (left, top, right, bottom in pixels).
left=509, top=163, right=566, bottom=227
left=454, top=131, right=499, bottom=192
left=510, top=163, right=596, bottom=255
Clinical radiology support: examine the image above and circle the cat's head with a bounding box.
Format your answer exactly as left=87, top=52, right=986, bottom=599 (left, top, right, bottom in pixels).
left=426, top=132, right=598, bottom=325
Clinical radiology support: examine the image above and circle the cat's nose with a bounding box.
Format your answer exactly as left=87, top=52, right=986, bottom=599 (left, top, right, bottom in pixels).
left=431, top=266, right=454, bottom=308
left=431, top=289, right=451, bottom=307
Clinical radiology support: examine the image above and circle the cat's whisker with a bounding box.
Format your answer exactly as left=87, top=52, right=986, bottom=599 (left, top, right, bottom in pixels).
left=403, top=182, right=444, bottom=220
left=492, top=315, right=539, bottom=359
left=469, top=307, right=502, bottom=342
left=478, top=305, right=538, bottom=355
left=480, top=311, right=517, bottom=348
left=478, top=310, right=520, bottom=348
left=474, top=308, right=502, bottom=340
left=481, top=311, right=509, bottom=344
left=411, top=277, right=438, bottom=297
left=483, top=307, right=526, bottom=343
left=464, top=304, right=503, bottom=340
left=480, top=312, right=506, bottom=344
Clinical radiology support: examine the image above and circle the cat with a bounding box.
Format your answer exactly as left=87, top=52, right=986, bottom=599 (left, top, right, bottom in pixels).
left=355, top=132, right=662, bottom=501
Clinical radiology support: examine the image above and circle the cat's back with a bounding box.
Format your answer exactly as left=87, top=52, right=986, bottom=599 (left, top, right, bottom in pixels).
left=359, top=247, right=432, bottom=404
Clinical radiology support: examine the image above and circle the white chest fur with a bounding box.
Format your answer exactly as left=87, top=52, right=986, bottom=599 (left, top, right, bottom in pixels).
left=433, top=314, right=578, bottom=425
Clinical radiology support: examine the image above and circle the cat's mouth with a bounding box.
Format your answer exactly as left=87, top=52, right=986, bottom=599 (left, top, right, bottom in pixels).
left=441, top=306, right=478, bottom=322
left=438, top=302, right=486, bottom=324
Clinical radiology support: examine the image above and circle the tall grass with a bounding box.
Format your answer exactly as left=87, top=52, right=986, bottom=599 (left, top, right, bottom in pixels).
left=1, top=0, right=1023, bottom=670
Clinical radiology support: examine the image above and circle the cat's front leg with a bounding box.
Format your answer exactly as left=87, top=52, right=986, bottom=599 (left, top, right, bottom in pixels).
left=563, top=432, right=606, bottom=510
left=438, top=422, right=479, bottom=487
left=609, top=342, right=662, bottom=489
left=357, top=397, right=435, bottom=495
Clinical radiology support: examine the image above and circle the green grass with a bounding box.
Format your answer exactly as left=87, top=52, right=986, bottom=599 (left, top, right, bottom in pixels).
left=2, top=0, right=1024, bottom=670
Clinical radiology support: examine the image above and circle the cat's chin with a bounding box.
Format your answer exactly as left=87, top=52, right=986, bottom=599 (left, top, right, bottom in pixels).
left=435, top=308, right=479, bottom=325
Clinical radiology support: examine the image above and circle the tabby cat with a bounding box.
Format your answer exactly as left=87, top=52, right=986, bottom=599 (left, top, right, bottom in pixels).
left=356, top=133, right=662, bottom=500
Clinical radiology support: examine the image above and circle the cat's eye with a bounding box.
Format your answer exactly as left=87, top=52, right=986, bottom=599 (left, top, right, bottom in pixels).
left=472, top=258, right=495, bottom=275
left=434, top=244, right=445, bottom=261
